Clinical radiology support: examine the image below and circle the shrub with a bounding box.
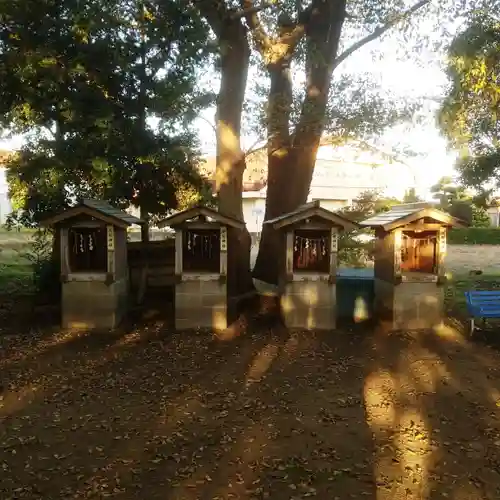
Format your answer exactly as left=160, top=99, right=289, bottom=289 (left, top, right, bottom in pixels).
left=472, top=205, right=491, bottom=228
left=21, top=229, right=60, bottom=300
left=448, top=228, right=500, bottom=245
left=338, top=233, right=374, bottom=267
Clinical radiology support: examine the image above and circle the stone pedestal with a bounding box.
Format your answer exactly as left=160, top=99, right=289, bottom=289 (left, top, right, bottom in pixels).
left=157, top=205, right=246, bottom=333
left=262, top=201, right=357, bottom=332
left=281, top=279, right=336, bottom=330
left=360, top=203, right=467, bottom=332
left=62, top=278, right=129, bottom=330
left=41, top=199, right=143, bottom=331
left=375, top=279, right=444, bottom=330
left=175, top=276, right=227, bottom=331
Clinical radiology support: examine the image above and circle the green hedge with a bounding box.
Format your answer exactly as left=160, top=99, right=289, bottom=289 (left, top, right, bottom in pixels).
left=448, top=228, right=500, bottom=245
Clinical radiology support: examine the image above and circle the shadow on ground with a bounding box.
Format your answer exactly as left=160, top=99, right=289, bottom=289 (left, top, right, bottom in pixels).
left=1, top=321, right=500, bottom=499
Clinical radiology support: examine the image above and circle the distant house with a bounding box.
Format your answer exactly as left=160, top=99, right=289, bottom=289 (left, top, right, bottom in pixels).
left=200, top=141, right=417, bottom=233
left=486, top=200, right=500, bottom=227
left=0, top=150, right=12, bottom=224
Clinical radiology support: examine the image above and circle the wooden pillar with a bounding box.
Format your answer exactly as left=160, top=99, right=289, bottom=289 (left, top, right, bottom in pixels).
left=106, top=225, right=116, bottom=280
left=437, top=227, right=447, bottom=277
left=220, top=226, right=227, bottom=276
left=329, top=227, right=338, bottom=282
left=285, top=230, right=294, bottom=282
left=175, top=229, right=183, bottom=279
left=394, top=229, right=402, bottom=280
left=60, top=227, right=69, bottom=276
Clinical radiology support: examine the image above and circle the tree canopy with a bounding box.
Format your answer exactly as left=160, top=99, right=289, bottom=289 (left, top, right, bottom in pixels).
left=430, top=176, right=490, bottom=227
left=0, top=0, right=213, bottom=228
left=439, top=12, right=500, bottom=190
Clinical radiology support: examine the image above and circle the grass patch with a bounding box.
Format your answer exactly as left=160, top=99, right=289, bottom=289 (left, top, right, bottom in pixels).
left=445, top=272, right=500, bottom=318
left=0, top=233, right=33, bottom=294
left=449, top=227, right=500, bottom=245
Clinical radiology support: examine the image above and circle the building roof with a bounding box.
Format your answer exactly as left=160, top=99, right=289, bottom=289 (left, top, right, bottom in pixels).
left=265, top=200, right=359, bottom=231
left=359, top=202, right=467, bottom=231
left=157, top=205, right=245, bottom=229
left=41, top=199, right=143, bottom=227
left=0, top=149, right=12, bottom=165
left=81, top=199, right=143, bottom=225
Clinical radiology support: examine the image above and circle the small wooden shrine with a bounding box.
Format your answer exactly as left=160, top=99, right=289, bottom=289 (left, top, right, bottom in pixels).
left=157, top=205, right=245, bottom=331
left=41, top=199, right=143, bottom=330
left=265, top=201, right=358, bottom=330
left=360, top=202, right=467, bottom=330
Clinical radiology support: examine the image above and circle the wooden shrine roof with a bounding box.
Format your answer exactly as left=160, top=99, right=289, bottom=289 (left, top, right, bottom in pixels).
left=359, top=202, right=468, bottom=231
left=157, top=205, right=245, bottom=230
left=41, top=199, right=144, bottom=228
left=264, top=200, right=358, bottom=231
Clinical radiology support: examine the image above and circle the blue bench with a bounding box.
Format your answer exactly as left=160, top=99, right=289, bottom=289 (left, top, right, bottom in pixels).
left=465, top=291, right=500, bottom=336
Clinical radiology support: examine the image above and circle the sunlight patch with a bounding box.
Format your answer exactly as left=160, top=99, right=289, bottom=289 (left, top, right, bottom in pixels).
left=0, top=384, right=40, bottom=417
left=114, top=330, right=143, bottom=347
left=433, top=322, right=465, bottom=343
left=354, top=296, right=369, bottom=323
left=212, top=309, right=227, bottom=332
left=364, top=370, right=396, bottom=430
left=490, top=389, right=500, bottom=408
left=245, top=343, right=280, bottom=387
left=396, top=409, right=432, bottom=499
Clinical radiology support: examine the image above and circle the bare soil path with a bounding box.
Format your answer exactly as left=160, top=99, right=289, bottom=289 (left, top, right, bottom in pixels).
left=1, top=324, right=500, bottom=499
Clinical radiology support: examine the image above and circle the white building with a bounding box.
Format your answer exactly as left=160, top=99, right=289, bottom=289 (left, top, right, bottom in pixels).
left=487, top=204, right=500, bottom=227
left=0, top=151, right=12, bottom=224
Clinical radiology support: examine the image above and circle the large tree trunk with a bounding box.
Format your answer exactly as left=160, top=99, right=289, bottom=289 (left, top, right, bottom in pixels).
left=252, top=60, right=296, bottom=286
left=253, top=1, right=347, bottom=285
left=216, top=19, right=254, bottom=300
left=140, top=208, right=150, bottom=242
left=195, top=4, right=254, bottom=300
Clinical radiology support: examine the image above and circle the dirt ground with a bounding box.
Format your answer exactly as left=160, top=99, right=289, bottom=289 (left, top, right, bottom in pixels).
left=1, top=323, right=500, bottom=499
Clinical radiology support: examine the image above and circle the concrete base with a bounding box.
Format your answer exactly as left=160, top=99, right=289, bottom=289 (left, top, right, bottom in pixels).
left=62, top=278, right=129, bottom=330
left=281, top=280, right=336, bottom=330
left=375, top=279, right=444, bottom=330
left=175, top=277, right=227, bottom=331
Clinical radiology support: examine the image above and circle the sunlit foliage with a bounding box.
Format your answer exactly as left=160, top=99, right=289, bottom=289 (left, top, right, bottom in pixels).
left=439, top=13, right=500, bottom=190
left=0, top=0, right=214, bottom=226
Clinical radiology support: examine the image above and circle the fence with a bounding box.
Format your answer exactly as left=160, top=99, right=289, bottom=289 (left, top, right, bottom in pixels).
left=127, top=239, right=175, bottom=291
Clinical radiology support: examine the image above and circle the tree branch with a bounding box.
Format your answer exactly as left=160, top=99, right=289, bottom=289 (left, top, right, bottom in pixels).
left=191, top=0, right=230, bottom=37
left=231, top=1, right=273, bottom=19
left=332, top=0, right=431, bottom=70
left=44, top=125, right=57, bottom=141
left=240, top=0, right=271, bottom=54
left=297, top=0, right=324, bottom=26
left=279, top=23, right=307, bottom=56
left=243, top=1, right=313, bottom=64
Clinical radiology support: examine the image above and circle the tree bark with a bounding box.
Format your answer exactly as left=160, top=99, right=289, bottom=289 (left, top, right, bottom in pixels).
left=140, top=208, right=150, bottom=242
left=253, top=1, right=347, bottom=285
left=195, top=1, right=254, bottom=299
left=252, top=60, right=296, bottom=285
left=216, top=19, right=254, bottom=299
